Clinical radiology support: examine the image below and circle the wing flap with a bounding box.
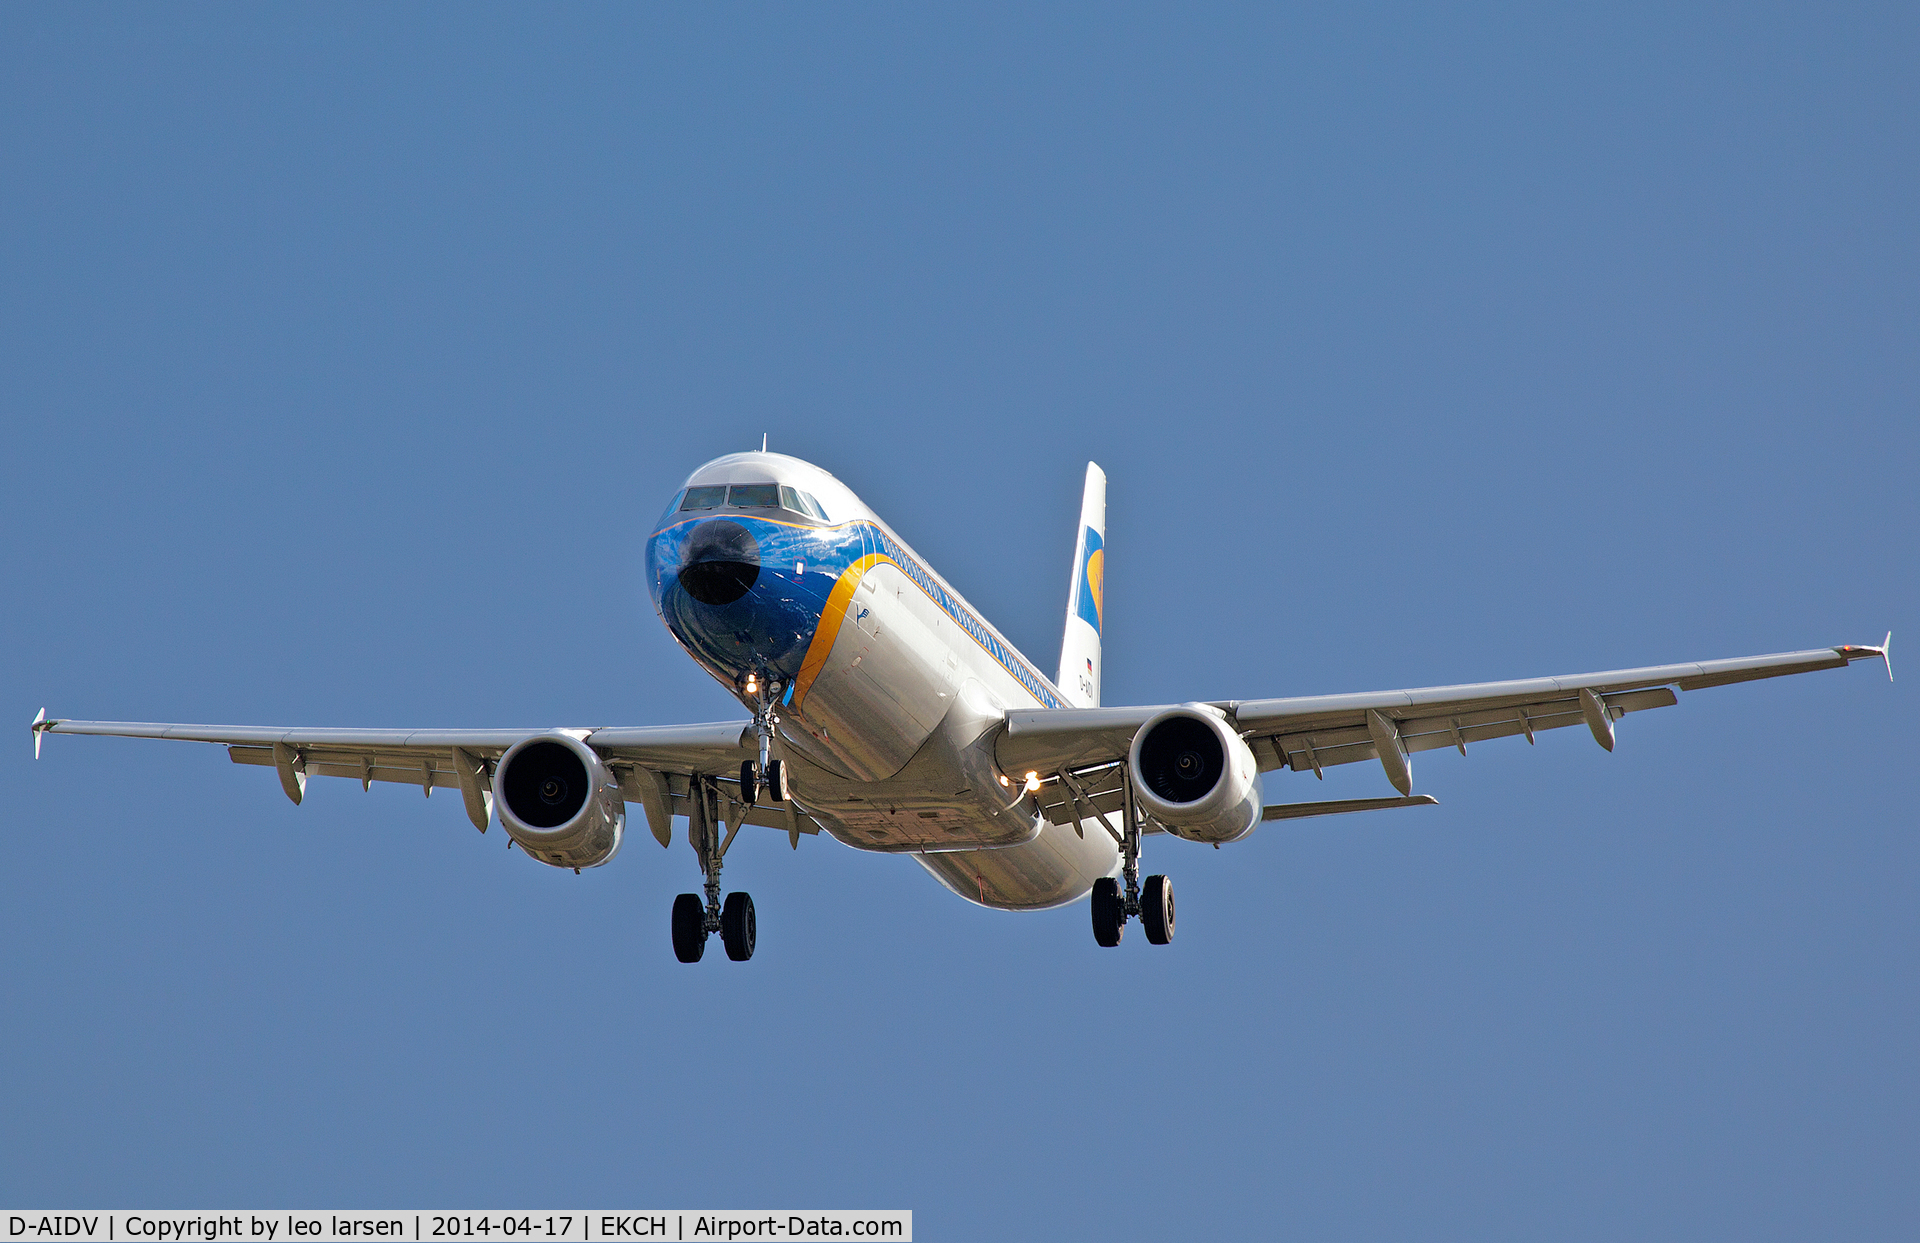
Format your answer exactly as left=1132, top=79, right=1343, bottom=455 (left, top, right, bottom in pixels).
left=1269, top=687, right=1678, bottom=774
left=228, top=745, right=470, bottom=791
left=230, top=736, right=816, bottom=832
left=1031, top=761, right=1128, bottom=830
left=1262, top=795, right=1440, bottom=821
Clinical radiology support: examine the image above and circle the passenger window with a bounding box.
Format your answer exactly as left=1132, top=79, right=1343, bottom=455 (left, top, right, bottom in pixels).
left=728, top=483, right=780, bottom=508
left=679, top=486, right=727, bottom=511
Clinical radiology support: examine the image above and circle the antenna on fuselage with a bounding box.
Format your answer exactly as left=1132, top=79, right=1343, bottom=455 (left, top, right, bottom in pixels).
left=761, top=433, right=768, bottom=452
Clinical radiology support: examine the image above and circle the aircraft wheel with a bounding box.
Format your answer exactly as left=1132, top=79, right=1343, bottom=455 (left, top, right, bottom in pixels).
left=739, top=760, right=758, bottom=806
left=1091, top=877, right=1124, bottom=948
left=1141, top=874, right=1174, bottom=945
left=671, top=893, right=707, bottom=963
left=722, top=891, right=757, bottom=961
left=765, top=759, right=788, bottom=803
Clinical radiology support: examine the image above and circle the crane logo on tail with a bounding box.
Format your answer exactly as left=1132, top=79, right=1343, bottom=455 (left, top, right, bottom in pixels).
left=1076, top=528, right=1104, bottom=636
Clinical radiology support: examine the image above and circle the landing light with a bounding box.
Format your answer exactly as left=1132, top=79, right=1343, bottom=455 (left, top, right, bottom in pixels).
left=1024, top=771, right=1041, bottom=793
left=746, top=675, right=758, bottom=694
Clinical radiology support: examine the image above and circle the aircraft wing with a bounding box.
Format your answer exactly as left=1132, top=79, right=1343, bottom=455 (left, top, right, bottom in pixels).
left=27, top=715, right=808, bottom=844
left=998, top=639, right=1892, bottom=826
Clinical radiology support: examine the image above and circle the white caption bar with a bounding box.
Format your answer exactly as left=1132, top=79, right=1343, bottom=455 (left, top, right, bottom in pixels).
left=4, top=1215, right=910, bottom=1243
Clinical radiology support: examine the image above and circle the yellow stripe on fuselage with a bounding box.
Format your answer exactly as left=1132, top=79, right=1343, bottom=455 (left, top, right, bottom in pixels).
left=791, top=553, right=895, bottom=711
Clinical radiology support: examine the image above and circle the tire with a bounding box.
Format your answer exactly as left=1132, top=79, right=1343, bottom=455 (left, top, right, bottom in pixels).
left=671, top=893, right=707, bottom=963
left=765, top=759, right=788, bottom=803
left=1142, top=874, right=1175, bottom=945
left=740, top=760, right=758, bottom=806
left=721, top=891, right=757, bottom=962
left=1091, top=876, right=1124, bottom=948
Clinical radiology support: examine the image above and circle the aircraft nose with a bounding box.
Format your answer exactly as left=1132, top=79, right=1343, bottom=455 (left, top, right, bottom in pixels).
left=677, top=519, right=760, bottom=605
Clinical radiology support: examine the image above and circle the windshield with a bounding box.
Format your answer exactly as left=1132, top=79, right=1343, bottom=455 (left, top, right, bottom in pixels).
left=676, top=481, right=830, bottom=521
left=727, top=483, right=781, bottom=508
left=781, top=486, right=828, bottom=521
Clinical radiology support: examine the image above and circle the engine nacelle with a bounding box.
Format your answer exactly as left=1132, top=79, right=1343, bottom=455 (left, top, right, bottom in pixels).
left=495, top=733, right=625, bottom=869
left=1128, top=705, right=1262, bottom=844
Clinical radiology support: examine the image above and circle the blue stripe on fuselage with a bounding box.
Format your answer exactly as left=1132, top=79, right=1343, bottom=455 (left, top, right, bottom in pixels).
left=860, top=524, right=1062, bottom=709
left=646, top=513, right=1062, bottom=709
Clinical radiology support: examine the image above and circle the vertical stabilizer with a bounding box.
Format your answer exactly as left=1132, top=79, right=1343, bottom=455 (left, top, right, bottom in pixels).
left=1057, top=463, right=1107, bottom=708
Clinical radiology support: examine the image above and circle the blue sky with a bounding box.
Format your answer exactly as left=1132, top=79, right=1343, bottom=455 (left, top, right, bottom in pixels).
left=2, top=5, right=1914, bottom=1238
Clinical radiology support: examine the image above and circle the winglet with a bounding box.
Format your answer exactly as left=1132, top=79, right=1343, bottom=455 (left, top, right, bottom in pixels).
left=1835, top=635, right=1893, bottom=682
left=30, top=708, right=48, bottom=759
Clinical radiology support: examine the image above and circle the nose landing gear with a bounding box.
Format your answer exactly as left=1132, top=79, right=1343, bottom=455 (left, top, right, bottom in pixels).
left=739, top=758, right=787, bottom=806
left=737, top=679, right=788, bottom=808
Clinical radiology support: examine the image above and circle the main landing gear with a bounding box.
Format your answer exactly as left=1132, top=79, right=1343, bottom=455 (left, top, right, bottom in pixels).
left=672, top=890, right=755, bottom=963
left=672, top=759, right=784, bottom=964
left=1090, top=767, right=1175, bottom=948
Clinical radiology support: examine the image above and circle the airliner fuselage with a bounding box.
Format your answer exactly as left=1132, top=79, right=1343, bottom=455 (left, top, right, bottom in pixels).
left=646, top=451, right=1119, bottom=910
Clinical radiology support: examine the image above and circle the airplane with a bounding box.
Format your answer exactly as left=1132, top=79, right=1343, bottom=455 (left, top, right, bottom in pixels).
left=31, top=450, right=1893, bottom=961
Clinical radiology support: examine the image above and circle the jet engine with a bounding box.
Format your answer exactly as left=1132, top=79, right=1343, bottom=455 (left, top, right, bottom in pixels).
left=1127, top=705, right=1262, bottom=844
left=495, top=733, right=626, bottom=869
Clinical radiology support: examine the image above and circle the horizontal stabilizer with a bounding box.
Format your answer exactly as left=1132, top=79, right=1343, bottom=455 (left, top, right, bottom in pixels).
left=1262, top=795, right=1439, bottom=821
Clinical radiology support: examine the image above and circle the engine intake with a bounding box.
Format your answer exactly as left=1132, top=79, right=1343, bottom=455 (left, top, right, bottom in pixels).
left=496, top=733, right=625, bottom=869
left=1128, top=705, right=1262, bottom=844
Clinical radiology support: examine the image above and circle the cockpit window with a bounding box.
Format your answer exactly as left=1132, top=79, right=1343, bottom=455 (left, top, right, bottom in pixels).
left=781, top=485, right=828, bottom=521
left=681, top=481, right=827, bottom=519
left=727, top=483, right=781, bottom=508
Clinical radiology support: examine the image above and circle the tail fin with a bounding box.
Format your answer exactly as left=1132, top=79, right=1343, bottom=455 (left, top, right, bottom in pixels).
left=1057, top=463, right=1107, bottom=708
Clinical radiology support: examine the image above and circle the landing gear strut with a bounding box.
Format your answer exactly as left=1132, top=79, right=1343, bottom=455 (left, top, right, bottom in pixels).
left=672, top=773, right=757, bottom=964
left=1090, top=765, right=1175, bottom=948
left=738, top=683, right=788, bottom=807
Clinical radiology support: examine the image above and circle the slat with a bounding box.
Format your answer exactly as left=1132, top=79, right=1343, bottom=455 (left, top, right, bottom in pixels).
left=586, top=722, right=757, bottom=770
left=998, top=708, right=1161, bottom=780
left=51, top=718, right=756, bottom=776
left=61, top=721, right=543, bottom=750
